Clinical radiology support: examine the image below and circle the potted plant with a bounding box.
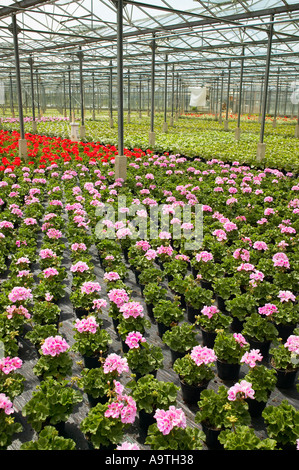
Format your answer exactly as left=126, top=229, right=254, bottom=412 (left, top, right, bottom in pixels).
left=242, top=362, right=277, bottom=417
left=127, top=374, right=179, bottom=431
left=272, top=293, right=299, bottom=341
left=143, top=282, right=168, bottom=319
left=173, top=345, right=217, bottom=405
left=152, top=299, right=184, bottom=337
left=80, top=385, right=137, bottom=450
left=117, top=316, right=151, bottom=352
left=69, top=281, right=102, bottom=318
left=33, top=335, right=73, bottom=381
left=184, top=281, right=214, bottom=323
left=213, top=330, right=249, bottom=381
left=195, top=385, right=251, bottom=449
left=212, top=276, right=241, bottom=312
left=0, top=356, right=25, bottom=400
left=25, top=323, right=59, bottom=352
left=218, top=425, right=277, bottom=450
left=0, top=393, right=22, bottom=450
left=22, top=377, right=83, bottom=433
left=125, top=340, right=164, bottom=380
left=20, top=425, right=77, bottom=450
left=145, top=406, right=205, bottom=450
left=162, top=322, right=198, bottom=364
left=241, top=311, right=279, bottom=359
left=269, top=335, right=299, bottom=388
left=225, top=292, right=258, bottom=333
left=195, top=305, right=232, bottom=348
left=76, top=366, right=116, bottom=407
left=72, top=316, right=112, bottom=368
left=262, top=400, right=299, bottom=450
left=31, top=300, right=61, bottom=326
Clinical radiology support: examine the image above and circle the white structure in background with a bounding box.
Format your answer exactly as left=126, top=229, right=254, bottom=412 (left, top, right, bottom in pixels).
left=0, top=82, right=4, bottom=105
left=189, top=86, right=206, bottom=107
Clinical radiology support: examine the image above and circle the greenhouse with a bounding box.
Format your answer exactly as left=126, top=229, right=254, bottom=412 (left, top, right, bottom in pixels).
left=0, top=0, right=298, bottom=453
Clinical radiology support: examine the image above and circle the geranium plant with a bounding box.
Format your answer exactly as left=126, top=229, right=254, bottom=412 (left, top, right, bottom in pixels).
left=72, top=315, right=112, bottom=359
left=162, top=322, right=198, bottom=354
left=241, top=312, right=279, bottom=344
left=196, top=305, right=232, bottom=332
left=173, top=345, right=217, bottom=386
left=33, top=335, right=73, bottom=380
left=269, top=335, right=299, bottom=371
left=20, top=425, right=77, bottom=450
left=218, top=425, right=277, bottom=450
left=125, top=340, right=164, bottom=377
left=195, top=384, right=251, bottom=432
left=0, top=356, right=25, bottom=400
left=152, top=299, right=184, bottom=328
left=145, top=406, right=205, bottom=450
left=0, top=393, right=22, bottom=450
left=127, top=374, right=179, bottom=414
left=213, top=330, right=249, bottom=364
left=262, top=400, right=299, bottom=448
left=22, top=377, right=83, bottom=433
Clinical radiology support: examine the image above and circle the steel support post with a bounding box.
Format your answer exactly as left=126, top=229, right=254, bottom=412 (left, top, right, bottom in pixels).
left=63, top=73, right=67, bottom=117
left=9, top=72, right=15, bottom=117
left=224, top=61, right=231, bottom=130
left=163, top=55, right=168, bottom=133
left=109, top=61, right=113, bottom=127
left=235, top=45, right=245, bottom=141
left=28, top=55, right=36, bottom=133
left=139, top=74, right=142, bottom=118
left=10, top=14, right=27, bottom=159
left=295, top=102, right=299, bottom=138
left=92, top=72, right=95, bottom=120
left=149, top=34, right=156, bottom=146
left=127, top=69, right=131, bottom=123
left=257, top=14, right=274, bottom=161
left=219, top=71, right=224, bottom=124
left=77, top=47, right=85, bottom=138
left=68, top=66, right=72, bottom=120
left=115, top=0, right=126, bottom=181
left=170, top=65, right=175, bottom=126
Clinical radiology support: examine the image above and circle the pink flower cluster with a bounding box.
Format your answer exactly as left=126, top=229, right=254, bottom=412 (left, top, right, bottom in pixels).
left=70, top=261, right=90, bottom=273
left=190, top=345, right=217, bottom=366
left=125, top=331, right=146, bottom=349
left=108, top=288, right=129, bottom=307
left=46, top=228, right=62, bottom=239
left=284, top=335, right=299, bottom=355
left=116, top=442, right=140, bottom=450
left=104, top=271, right=120, bottom=281
left=42, top=267, right=59, bottom=278
left=195, top=251, right=213, bottom=263
left=119, top=301, right=144, bottom=319
left=212, top=229, right=227, bottom=241
left=278, top=290, right=296, bottom=303
left=227, top=380, right=255, bottom=401
left=258, top=303, right=278, bottom=316
left=41, top=335, right=70, bottom=357
left=71, top=242, right=87, bottom=252
left=39, top=248, right=57, bottom=259
left=103, top=353, right=129, bottom=375
left=104, top=381, right=137, bottom=424
left=233, top=333, right=248, bottom=347
left=80, top=281, right=101, bottom=295
left=241, top=349, right=263, bottom=368
left=272, top=252, right=290, bottom=269
left=233, top=248, right=250, bottom=262
left=74, top=316, right=99, bottom=334
left=0, top=356, right=22, bottom=375
left=0, top=393, right=14, bottom=415
left=8, top=286, right=33, bottom=303
left=154, top=406, right=186, bottom=435
left=201, top=305, right=219, bottom=319
left=237, top=263, right=255, bottom=272
left=92, top=298, right=107, bottom=310
left=253, top=241, right=268, bottom=251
